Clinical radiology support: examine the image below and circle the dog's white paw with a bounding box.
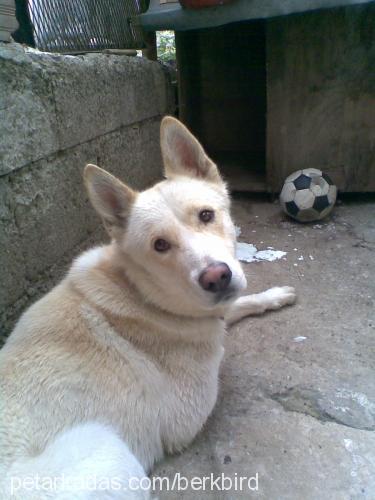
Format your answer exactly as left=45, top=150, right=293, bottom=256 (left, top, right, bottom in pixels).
left=261, top=286, right=296, bottom=310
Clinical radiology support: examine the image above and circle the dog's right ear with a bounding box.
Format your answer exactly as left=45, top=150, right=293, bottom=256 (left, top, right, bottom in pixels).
left=84, top=164, right=136, bottom=229
left=160, top=116, right=222, bottom=184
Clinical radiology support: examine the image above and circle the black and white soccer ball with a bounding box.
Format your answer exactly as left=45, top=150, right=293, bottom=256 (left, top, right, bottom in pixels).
left=280, top=168, right=337, bottom=222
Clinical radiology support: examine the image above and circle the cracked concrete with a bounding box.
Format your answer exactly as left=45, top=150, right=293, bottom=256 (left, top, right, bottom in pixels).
left=152, top=194, right=375, bottom=499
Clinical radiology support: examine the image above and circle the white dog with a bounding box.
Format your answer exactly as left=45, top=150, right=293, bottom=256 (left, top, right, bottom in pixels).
left=0, top=116, right=295, bottom=498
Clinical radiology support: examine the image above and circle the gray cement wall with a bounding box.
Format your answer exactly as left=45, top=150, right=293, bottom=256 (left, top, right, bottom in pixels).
left=0, top=43, right=174, bottom=339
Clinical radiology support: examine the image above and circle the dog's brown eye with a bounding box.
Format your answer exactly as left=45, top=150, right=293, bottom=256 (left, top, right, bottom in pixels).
left=199, top=209, right=215, bottom=223
left=154, top=238, right=171, bottom=252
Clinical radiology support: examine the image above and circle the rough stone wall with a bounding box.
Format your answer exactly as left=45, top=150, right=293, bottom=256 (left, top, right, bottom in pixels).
left=0, top=43, right=174, bottom=339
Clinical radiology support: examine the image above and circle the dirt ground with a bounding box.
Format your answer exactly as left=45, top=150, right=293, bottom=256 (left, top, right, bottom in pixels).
left=153, top=195, right=375, bottom=499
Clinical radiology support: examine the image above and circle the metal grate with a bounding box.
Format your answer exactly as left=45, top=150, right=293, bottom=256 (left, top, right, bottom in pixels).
left=27, top=0, right=147, bottom=53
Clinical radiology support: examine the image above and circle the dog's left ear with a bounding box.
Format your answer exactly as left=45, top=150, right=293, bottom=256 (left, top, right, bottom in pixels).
left=160, top=116, right=222, bottom=184
left=84, top=164, right=137, bottom=235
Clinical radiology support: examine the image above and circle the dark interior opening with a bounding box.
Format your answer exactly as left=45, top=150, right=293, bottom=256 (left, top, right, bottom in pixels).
left=176, top=20, right=267, bottom=191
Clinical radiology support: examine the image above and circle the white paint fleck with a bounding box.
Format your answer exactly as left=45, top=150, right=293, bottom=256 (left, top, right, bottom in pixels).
left=288, top=234, right=292, bottom=237
left=294, top=248, right=298, bottom=251
left=236, top=243, right=287, bottom=263
left=298, top=256, right=304, bottom=261
left=342, top=438, right=367, bottom=481
left=344, top=439, right=354, bottom=452
left=293, top=336, right=307, bottom=342
left=235, top=225, right=242, bottom=237
left=236, top=243, right=257, bottom=262
left=331, top=402, right=350, bottom=413
left=255, top=249, right=287, bottom=262
left=293, top=263, right=298, bottom=267
left=313, top=224, right=323, bottom=229
left=309, top=255, right=314, bottom=261
left=336, top=389, right=375, bottom=421
left=252, top=230, right=256, bottom=233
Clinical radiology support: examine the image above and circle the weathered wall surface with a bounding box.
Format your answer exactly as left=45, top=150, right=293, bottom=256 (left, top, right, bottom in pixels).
left=0, top=43, right=173, bottom=338
left=267, top=3, right=375, bottom=192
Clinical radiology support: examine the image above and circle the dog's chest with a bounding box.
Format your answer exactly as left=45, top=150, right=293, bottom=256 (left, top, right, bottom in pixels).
left=85, top=307, right=225, bottom=467
left=157, top=340, right=224, bottom=453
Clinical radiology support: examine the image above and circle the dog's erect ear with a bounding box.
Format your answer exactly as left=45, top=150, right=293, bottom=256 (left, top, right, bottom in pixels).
left=160, top=116, right=222, bottom=183
left=84, top=164, right=136, bottom=228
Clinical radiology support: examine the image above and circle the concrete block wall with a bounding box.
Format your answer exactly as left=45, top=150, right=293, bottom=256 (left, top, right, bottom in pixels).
left=0, top=43, right=174, bottom=339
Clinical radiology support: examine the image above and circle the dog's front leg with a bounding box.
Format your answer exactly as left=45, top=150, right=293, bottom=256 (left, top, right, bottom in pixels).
left=225, top=287, right=296, bottom=325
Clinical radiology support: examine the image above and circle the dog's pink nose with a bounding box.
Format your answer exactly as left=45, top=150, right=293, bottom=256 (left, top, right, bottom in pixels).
left=199, top=262, right=232, bottom=293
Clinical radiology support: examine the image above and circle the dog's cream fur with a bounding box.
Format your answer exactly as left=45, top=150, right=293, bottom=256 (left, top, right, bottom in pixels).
left=0, top=117, right=295, bottom=499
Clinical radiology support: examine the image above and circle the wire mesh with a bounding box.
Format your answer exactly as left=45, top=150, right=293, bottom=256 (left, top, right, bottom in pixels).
left=27, top=0, right=147, bottom=53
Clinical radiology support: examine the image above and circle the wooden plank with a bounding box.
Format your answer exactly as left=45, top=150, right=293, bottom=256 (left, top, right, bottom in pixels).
left=266, top=4, right=375, bottom=192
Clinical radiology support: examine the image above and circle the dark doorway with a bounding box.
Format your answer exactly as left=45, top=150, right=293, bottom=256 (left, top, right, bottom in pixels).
left=176, top=20, right=267, bottom=191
